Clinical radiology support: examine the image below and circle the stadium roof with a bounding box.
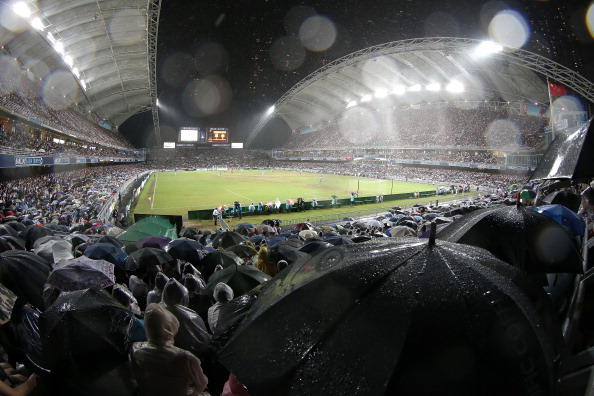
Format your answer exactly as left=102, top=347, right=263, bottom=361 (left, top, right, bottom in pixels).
left=1, top=0, right=161, bottom=139
left=246, top=37, right=594, bottom=148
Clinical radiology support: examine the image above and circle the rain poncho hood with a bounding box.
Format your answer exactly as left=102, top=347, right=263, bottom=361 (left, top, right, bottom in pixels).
left=213, top=282, right=234, bottom=303
left=144, top=303, right=179, bottom=346
left=162, top=278, right=189, bottom=307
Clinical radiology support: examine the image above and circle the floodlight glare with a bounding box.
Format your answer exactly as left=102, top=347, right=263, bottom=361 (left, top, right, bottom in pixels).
left=30, top=17, right=44, bottom=31
left=54, top=41, right=64, bottom=54
left=476, top=41, right=503, bottom=56
left=446, top=81, right=464, bottom=93
left=360, top=94, right=372, bottom=102
left=346, top=100, right=358, bottom=108
left=408, top=84, right=421, bottom=92
left=392, top=85, right=406, bottom=95
left=426, top=83, right=441, bottom=91
left=12, top=2, right=31, bottom=18
left=64, top=55, right=73, bottom=67
left=72, top=67, right=80, bottom=77
left=266, top=105, right=275, bottom=115
left=374, top=89, right=388, bottom=98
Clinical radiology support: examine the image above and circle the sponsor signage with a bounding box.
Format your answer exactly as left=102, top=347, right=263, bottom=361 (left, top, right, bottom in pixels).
left=54, top=157, right=70, bottom=164
left=15, top=156, right=43, bottom=166
left=76, top=158, right=87, bottom=163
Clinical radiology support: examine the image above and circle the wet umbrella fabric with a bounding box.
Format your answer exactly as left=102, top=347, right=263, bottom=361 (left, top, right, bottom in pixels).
left=0, top=224, right=18, bottom=237
left=40, top=288, right=133, bottom=376
left=124, top=247, right=176, bottom=271
left=535, top=204, right=585, bottom=237
left=0, top=236, right=26, bottom=251
left=33, top=239, right=73, bottom=263
left=19, top=225, right=54, bottom=250
left=0, top=283, right=17, bottom=325
left=204, top=264, right=271, bottom=298
left=83, top=243, right=127, bottom=268
left=165, top=238, right=204, bottom=264
left=225, top=244, right=257, bottom=260
left=97, top=235, right=124, bottom=248
left=198, top=251, right=243, bottom=281
left=218, top=239, right=561, bottom=396
left=0, top=250, right=50, bottom=309
left=438, top=205, right=583, bottom=274
left=542, top=189, right=582, bottom=213
left=47, top=258, right=115, bottom=291
left=135, top=235, right=172, bottom=249
left=212, top=231, right=245, bottom=249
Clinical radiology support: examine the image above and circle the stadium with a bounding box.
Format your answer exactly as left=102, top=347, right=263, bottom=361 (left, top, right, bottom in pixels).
left=0, top=1, right=591, bottom=395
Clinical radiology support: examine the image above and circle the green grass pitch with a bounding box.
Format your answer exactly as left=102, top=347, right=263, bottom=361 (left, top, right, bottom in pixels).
left=132, top=170, right=438, bottom=219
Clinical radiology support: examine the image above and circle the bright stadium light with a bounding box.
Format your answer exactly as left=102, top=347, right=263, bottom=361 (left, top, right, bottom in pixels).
left=72, top=67, right=80, bottom=77
left=408, top=84, right=421, bottom=92
left=374, top=88, right=388, bottom=98
left=392, top=85, right=406, bottom=95
left=446, top=81, right=465, bottom=93
left=476, top=41, right=503, bottom=56
left=30, top=17, right=44, bottom=31
left=346, top=100, right=357, bottom=108
left=12, top=2, right=31, bottom=18
left=360, top=94, right=372, bottom=102
left=54, top=40, right=64, bottom=55
left=64, top=55, right=73, bottom=67
left=426, top=83, right=441, bottom=91
left=266, top=105, right=275, bottom=115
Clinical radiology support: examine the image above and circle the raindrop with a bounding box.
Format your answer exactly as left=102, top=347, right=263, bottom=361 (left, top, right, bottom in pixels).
left=108, top=8, right=146, bottom=46
left=488, top=9, right=530, bottom=49
left=270, top=36, right=306, bottom=71
left=299, top=15, right=337, bottom=52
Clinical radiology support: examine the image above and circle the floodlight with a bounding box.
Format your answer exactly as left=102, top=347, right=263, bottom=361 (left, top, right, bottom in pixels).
left=408, top=84, right=421, bottom=92
left=476, top=41, right=503, bottom=56
left=30, top=17, right=44, bottom=31
left=360, top=94, right=372, bottom=102
left=446, top=81, right=464, bottom=93
left=426, top=83, right=441, bottom=91
left=12, top=2, right=31, bottom=18
left=266, top=105, right=275, bottom=115
left=374, top=89, right=388, bottom=98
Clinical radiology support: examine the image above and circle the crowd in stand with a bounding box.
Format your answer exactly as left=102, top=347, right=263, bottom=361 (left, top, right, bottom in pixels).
left=282, top=106, right=546, bottom=151
left=143, top=148, right=271, bottom=170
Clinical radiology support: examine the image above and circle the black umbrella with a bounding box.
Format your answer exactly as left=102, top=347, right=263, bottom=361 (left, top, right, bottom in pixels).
left=97, top=235, right=124, bottom=248
left=218, top=239, right=562, bottom=396
left=165, top=238, right=204, bottom=264
left=225, top=244, right=257, bottom=260
left=199, top=250, right=243, bottom=281
left=437, top=205, right=583, bottom=274
left=0, top=235, right=26, bottom=251
left=0, top=224, right=18, bottom=237
left=135, top=235, right=172, bottom=249
left=530, top=117, right=594, bottom=180
left=124, top=247, right=176, bottom=271
left=83, top=243, right=127, bottom=268
left=298, top=240, right=333, bottom=255
left=204, top=264, right=271, bottom=298
left=48, top=257, right=115, bottom=291
left=39, top=288, right=133, bottom=376
left=542, top=189, right=581, bottom=213
left=268, top=243, right=309, bottom=266
left=19, top=225, right=54, bottom=250
left=5, top=221, right=26, bottom=232
left=179, top=226, right=201, bottom=239
left=212, top=230, right=246, bottom=249
left=0, top=250, right=50, bottom=309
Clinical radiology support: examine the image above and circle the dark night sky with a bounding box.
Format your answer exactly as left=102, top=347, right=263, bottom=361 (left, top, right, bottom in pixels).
left=118, top=0, right=594, bottom=148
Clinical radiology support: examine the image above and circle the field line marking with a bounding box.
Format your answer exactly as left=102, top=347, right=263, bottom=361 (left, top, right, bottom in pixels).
left=225, top=189, right=256, bottom=203
left=151, top=173, right=158, bottom=210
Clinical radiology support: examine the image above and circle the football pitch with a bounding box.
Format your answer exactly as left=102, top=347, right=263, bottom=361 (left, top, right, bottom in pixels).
left=132, top=170, right=438, bottom=219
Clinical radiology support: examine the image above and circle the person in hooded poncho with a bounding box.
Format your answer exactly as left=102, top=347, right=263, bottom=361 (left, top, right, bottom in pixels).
left=207, top=282, right=234, bottom=335
left=160, top=278, right=212, bottom=357
left=146, top=272, right=169, bottom=305
left=131, top=303, right=208, bottom=396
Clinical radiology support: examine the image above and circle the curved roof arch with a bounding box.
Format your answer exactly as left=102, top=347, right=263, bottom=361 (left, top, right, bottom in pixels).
left=246, top=37, right=594, bottom=148
left=0, top=0, right=161, bottom=141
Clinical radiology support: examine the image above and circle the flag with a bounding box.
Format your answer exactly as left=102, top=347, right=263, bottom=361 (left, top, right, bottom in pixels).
left=548, top=81, right=567, bottom=97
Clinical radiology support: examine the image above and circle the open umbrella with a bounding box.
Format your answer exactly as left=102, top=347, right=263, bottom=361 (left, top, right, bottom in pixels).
left=0, top=282, right=18, bottom=325
left=323, top=235, right=353, bottom=246
left=535, top=204, right=585, bottom=237
left=33, top=239, right=73, bottom=263
left=40, top=288, right=133, bottom=376
left=165, top=238, right=204, bottom=264
left=83, top=243, right=127, bottom=268
left=542, top=189, right=581, bottom=213
left=225, top=244, right=257, bottom=260
left=293, top=223, right=313, bottom=232
left=212, top=230, right=246, bottom=249
left=0, top=236, right=26, bottom=251
left=204, top=264, right=271, bottom=298
left=124, top=247, right=176, bottom=271
left=218, top=239, right=562, bottom=396
left=0, top=224, right=18, bottom=237
left=97, top=235, right=124, bottom=248
left=257, top=224, right=276, bottom=235
left=19, top=225, right=54, bottom=250
left=48, top=258, right=115, bottom=291
left=367, top=220, right=383, bottom=229
left=530, top=117, right=594, bottom=180
left=135, top=235, right=172, bottom=249
left=198, top=250, right=243, bottom=281
left=438, top=205, right=583, bottom=274
left=0, top=250, right=50, bottom=309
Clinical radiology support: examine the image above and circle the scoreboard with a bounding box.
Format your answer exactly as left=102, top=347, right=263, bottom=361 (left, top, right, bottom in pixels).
left=208, top=128, right=228, bottom=143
